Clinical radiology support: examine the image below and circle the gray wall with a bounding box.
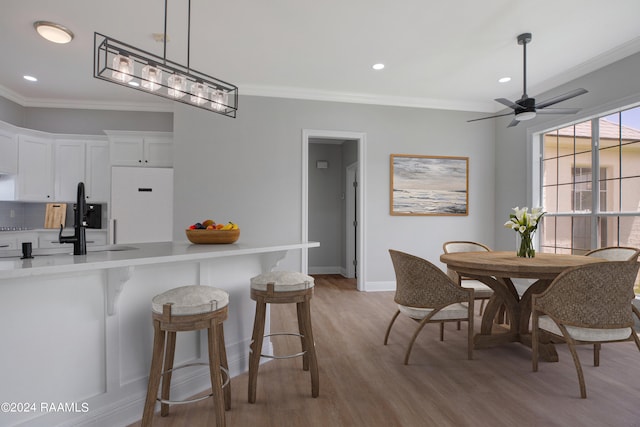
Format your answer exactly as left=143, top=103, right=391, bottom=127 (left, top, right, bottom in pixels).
left=308, top=142, right=344, bottom=272
left=0, top=96, right=26, bottom=127
left=0, top=101, right=172, bottom=135
left=494, top=51, right=640, bottom=251
left=173, top=96, right=496, bottom=286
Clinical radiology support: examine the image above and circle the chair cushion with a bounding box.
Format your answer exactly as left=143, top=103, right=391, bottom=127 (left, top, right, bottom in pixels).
left=152, top=285, right=229, bottom=315
left=538, top=315, right=632, bottom=342
left=250, top=271, right=314, bottom=292
left=398, top=303, right=469, bottom=321
left=460, top=280, right=493, bottom=298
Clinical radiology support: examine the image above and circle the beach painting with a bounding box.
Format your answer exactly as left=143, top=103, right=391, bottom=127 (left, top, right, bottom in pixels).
left=390, top=154, right=468, bottom=216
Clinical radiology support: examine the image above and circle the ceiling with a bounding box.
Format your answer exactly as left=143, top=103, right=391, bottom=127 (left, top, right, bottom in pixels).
left=2, top=0, right=640, bottom=115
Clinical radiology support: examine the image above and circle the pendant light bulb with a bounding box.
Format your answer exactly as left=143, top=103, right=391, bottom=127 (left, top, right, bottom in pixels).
left=111, top=55, right=134, bottom=83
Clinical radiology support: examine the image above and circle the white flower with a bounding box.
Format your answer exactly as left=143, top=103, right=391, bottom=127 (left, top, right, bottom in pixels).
left=518, top=225, right=526, bottom=233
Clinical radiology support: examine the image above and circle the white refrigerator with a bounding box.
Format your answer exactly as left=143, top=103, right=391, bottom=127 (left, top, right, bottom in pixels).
left=110, top=166, right=174, bottom=244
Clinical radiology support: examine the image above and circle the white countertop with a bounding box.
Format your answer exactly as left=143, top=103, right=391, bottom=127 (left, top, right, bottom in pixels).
left=0, top=240, right=320, bottom=279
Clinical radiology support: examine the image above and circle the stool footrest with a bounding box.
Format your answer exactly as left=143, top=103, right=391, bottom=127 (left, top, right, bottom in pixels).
left=157, top=362, right=230, bottom=405
left=252, top=332, right=307, bottom=360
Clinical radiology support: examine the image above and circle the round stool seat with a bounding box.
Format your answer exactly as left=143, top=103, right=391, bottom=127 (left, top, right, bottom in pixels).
left=152, top=285, right=229, bottom=316
left=250, top=271, right=314, bottom=292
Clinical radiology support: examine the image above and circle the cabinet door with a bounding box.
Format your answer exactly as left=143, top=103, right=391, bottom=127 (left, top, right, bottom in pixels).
left=109, top=136, right=144, bottom=166
left=86, top=141, right=110, bottom=202
left=0, top=129, right=18, bottom=174
left=17, top=135, right=54, bottom=201
left=0, top=237, right=17, bottom=250
left=144, top=136, right=173, bottom=167
left=55, top=140, right=86, bottom=202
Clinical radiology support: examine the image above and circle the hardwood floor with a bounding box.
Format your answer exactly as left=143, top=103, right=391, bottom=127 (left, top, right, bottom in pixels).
left=131, top=274, right=640, bottom=427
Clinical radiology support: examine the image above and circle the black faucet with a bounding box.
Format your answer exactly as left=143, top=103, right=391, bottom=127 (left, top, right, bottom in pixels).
left=59, top=182, right=87, bottom=255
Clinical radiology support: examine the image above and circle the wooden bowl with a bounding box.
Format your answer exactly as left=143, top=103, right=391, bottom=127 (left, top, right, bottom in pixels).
left=185, top=228, right=240, bottom=244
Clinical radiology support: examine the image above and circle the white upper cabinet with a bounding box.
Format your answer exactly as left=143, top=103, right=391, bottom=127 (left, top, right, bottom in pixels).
left=106, top=131, right=173, bottom=167
left=54, top=140, right=85, bottom=202
left=0, top=127, right=18, bottom=174
left=17, top=134, right=54, bottom=201
left=85, top=141, right=110, bottom=202
left=53, top=139, right=110, bottom=203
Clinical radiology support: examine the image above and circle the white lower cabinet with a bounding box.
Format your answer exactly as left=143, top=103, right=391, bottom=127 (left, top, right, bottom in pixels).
left=38, top=229, right=108, bottom=248
left=0, top=232, right=38, bottom=250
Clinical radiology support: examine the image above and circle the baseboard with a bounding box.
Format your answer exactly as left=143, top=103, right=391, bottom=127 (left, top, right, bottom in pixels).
left=363, top=280, right=396, bottom=292
left=308, top=266, right=343, bottom=275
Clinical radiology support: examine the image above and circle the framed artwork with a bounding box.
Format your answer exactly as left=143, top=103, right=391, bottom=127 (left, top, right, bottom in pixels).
left=390, top=154, right=468, bottom=216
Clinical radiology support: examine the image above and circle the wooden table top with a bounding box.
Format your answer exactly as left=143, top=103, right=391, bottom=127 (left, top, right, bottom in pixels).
left=439, top=251, right=606, bottom=280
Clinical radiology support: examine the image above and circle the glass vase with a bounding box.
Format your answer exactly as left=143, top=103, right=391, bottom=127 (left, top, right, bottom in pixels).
left=516, top=232, right=535, bottom=258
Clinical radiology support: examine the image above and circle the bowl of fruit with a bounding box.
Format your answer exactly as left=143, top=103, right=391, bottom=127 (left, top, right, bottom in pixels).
left=186, top=219, right=240, bottom=244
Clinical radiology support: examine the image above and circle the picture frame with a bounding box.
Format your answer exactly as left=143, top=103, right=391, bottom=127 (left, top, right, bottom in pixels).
left=390, top=154, right=469, bottom=216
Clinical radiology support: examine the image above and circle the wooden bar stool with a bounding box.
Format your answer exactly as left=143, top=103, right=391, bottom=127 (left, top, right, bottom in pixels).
left=248, top=271, right=319, bottom=403
left=142, top=285, right=231, bottom=427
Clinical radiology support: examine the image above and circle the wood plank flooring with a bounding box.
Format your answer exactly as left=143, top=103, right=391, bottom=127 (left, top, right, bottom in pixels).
left=130, top=274, right=640, bottom=427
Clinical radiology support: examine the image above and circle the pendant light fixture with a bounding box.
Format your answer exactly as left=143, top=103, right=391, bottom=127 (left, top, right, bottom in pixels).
left=93, top=0, right=238, bottom=117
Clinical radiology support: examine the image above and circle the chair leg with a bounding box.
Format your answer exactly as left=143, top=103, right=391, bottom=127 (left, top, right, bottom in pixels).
left=456, top=320, right=461, bottom=331
left=593, top=343, right=601, bottom=367
left=532, top=314, right=539, bottom=372
left=404, top=317, right=431, bottom=365
left=160, top=331, right=177, bottom=417
left=208, top=320, right=226, bottom=427
left=479, top=298, right=485, bottom=316
left=297, top=302, right=309, bottom=371
left=632, top=328, right=640, bottom=352
left=218, top=324, right=231, bottom=411
left=300, top=297, right=319, bottom=398
left=142, top=320, right=165, bottom=427
left=383, top=310, right=400, bottom=345
left=566, top=337, right=588, bottom=399
left=248, top=299, right=267, bottom=404
left=440, top=322, right=445, bottom=341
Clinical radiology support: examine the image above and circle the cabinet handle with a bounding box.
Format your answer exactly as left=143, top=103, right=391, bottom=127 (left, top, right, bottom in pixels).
left=138, top=160, right=142, bottom=163
left=0, top=244, right=9, bottom=248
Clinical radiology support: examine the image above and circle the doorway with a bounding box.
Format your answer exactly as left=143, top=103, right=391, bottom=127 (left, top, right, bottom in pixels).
left=302, top=130, right=366, bottom=290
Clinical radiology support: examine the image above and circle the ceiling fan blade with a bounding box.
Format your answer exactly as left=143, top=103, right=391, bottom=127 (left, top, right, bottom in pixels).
left=467, top=112, right=515, bottom=123
left=536, top=88, right=588, bottom=109
left=536, top=108, right=581, bottom=115
left=507, top=118, right=520, bottom=128
left=495, top=98, right=519, bottom=109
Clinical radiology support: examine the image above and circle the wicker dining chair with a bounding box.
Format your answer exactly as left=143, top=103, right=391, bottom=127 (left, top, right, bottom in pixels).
left=442, top=241, right=493, bottom=316
left=586, top=246, right=640, bottom=322
left=531, top=260, right=640, bottom=398
left=385, top=249, right=474, bottom=365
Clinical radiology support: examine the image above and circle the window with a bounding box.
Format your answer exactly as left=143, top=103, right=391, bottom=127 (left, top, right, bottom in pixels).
left=539, top=105, right=640, bottom=293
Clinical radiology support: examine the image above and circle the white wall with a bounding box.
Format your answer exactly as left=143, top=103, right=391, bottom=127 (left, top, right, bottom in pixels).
left=173, top=96, right=496, bottom=287
left=494, top=51, right=640, bottom=251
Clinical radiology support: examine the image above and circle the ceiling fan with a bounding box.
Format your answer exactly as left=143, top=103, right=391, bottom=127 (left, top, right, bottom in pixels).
left=469, top=33, right=588, bottom=127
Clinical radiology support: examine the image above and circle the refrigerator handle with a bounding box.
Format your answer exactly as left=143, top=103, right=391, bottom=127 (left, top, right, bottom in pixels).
left=111, top=219, right=117, bottom=244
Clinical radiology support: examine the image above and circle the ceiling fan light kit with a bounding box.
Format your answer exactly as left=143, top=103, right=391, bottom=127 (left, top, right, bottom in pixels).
left=93, top=0, right=238, bottom=117
left=469, top=32, right=587, bottom=127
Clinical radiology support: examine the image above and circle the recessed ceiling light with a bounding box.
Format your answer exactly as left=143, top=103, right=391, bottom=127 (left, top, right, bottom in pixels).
left=372, top=63, right=385, bottom=70
left=34, top=21, right=74, bottom=44
left=23, top=75, right=38, bottom=82
left=498, top=77, right=511, bottom=83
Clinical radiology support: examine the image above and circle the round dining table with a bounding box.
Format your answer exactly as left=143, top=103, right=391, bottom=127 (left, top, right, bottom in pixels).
left=439, top=251, right=606, bottom=361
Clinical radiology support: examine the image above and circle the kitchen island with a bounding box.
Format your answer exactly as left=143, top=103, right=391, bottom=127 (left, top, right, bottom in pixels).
left=0, top=240, right=319, bottom=427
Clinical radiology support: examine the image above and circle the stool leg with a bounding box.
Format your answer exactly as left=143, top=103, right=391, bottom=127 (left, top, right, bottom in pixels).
left=300, top=298, right=319, bottom=398
left=297, top=302, right=309, bottom=371
left=208, top=320, right=226, bottom=427
left=142, top=320, right=165, bottom=427
left=160, top=331, right=177, bottom=417
left=248, top=299, right=267, bottom=403
left=218, top=323, right=231, bottom=410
